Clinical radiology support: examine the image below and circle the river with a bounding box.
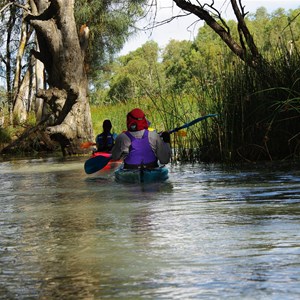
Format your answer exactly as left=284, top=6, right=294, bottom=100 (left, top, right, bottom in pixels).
left=0, top=156, right=300, bottom=299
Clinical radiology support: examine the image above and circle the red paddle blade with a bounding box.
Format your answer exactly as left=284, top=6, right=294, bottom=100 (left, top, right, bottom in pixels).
left=80, top=141, right=96, bottom=149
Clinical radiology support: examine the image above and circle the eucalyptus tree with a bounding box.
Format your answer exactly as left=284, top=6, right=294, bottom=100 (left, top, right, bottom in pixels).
left=106, top=41, right=162, bottom=103
left=172, top=1, right=300, bottom=79
left=171, top=0, right=265, bottom=70
left=0, top=0, right=147, bottom=155
left=0, top=1, right=27, bottom=123
left=74, top=0, right=146, bottom=80
left=162, top=39, right=193, bottom=93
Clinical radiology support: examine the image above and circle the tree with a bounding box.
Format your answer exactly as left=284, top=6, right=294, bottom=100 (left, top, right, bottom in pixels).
left=0, top=1, right=92, bottom=155
left=106, top=41, right=162, bottom=103
left=172, top=0, right=265, bottom=69
left=74, top=0, right=147, bottom=80
left=0, top=1, right=45, bottom=125
left=0, top=0, right=147, bottom=155
left=0, top=1, right=23, bottom=123
left=166, top=2, right=300, bottom=161
left=19, top=0, right=94, bottom=155
left=162, top=39, right=193, bottom=93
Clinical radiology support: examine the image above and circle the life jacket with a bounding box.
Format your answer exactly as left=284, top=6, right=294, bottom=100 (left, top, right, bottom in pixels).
left=124, top=130, right=158, bottom=169
left=96, top=132, right=115, bottom=152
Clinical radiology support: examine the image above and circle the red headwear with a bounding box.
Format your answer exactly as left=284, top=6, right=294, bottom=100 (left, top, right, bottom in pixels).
left=127, top=108, right=149, bottom=131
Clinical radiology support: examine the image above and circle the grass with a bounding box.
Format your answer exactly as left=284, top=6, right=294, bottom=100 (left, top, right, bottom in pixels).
left=90, top=93, right=219, bottom=162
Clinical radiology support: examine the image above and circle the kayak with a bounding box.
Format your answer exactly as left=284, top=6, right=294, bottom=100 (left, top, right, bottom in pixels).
left=114, top=165, right=169, bottom=183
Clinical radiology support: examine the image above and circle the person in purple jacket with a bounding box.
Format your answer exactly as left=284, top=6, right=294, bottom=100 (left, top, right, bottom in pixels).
left=111, top=108, right=171, bottom=169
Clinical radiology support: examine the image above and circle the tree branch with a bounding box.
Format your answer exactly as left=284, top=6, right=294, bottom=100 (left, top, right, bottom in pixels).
left=0, top=2, right=29, bottom=15
left=173, top=0, right=246, bottom=61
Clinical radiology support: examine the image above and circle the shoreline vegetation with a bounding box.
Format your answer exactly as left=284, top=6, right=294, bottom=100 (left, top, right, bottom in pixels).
left=1, top=7, right=300, bottom=163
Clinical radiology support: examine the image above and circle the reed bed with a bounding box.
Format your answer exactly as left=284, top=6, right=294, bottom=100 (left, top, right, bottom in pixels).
left=91, top=48, right=300, bottom=163
left=91, top=92, right=219, bottom=163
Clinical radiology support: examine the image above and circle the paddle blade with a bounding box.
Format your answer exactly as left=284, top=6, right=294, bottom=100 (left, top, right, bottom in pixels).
left=84, top=154, right=112, bottom=174
left=80, top=141, right=96, bottom=149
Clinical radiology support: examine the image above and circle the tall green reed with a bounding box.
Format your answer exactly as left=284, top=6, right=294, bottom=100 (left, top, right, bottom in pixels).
left=91, top=43, right=300, bottom=163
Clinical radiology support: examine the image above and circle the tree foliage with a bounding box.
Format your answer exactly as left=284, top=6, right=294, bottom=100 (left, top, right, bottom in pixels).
left=1, top=0, right=299, bottom=160
left=0, top=0, right=149, bottom=155
left=98, top=6, right=300, bottom=162
left=74, top=0, right=147, bottom=79
left=0, top=0, right=148, bottom=115
left=103, top=40, right=163, bottom=104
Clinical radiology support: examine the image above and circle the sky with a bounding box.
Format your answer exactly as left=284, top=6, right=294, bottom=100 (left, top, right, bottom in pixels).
left=119, top=0, right=300, bottom=56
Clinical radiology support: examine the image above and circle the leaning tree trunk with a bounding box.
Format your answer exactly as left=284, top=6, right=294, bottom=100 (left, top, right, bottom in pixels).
left=25, top=0, right=94, bottom=155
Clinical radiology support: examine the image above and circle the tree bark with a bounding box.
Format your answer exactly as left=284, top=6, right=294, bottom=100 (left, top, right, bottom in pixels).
left=34, top=40, right=46, bottom=123
left=12, top=58, right=35, bottom=123
left=24, top=0, right=94, bottom=155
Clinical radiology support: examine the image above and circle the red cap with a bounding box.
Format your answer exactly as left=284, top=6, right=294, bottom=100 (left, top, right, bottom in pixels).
left=127, top=108, right=149, bottom=131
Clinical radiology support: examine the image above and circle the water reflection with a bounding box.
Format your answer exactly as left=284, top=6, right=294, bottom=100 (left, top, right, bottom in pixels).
left=0, top=158, right=300, bottom=298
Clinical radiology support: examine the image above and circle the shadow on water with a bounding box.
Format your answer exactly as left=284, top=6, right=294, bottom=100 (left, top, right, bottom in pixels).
left=0, top=157, right=300, bottom=299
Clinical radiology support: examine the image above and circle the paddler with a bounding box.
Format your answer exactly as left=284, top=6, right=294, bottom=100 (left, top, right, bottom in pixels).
left=95, top=119, right=116, bottom=152
left=111, top=108, right=171, bottom=169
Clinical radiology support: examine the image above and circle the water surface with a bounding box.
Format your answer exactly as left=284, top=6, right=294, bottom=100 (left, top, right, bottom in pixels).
left=0, top=157, right=300, bottom=299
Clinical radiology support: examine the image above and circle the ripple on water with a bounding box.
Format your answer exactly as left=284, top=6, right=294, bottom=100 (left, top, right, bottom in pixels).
left=1, top=159, right=300, bottom=299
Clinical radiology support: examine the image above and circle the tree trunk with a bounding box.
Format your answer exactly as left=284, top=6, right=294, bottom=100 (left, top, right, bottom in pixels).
left=12, top=58, right=35, bottom=123
left=35, top=40, right=46, bottom=123
left=25, top=0, right=94, bottom=155
left=5, top=5, right=16, bottom=125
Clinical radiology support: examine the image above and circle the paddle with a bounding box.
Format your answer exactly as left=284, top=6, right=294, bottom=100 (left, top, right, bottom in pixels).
left=84, top=152, right=112, bottom=174
left=168, top=113, right=218, bottom=134
left=80, top=141, right=96, bottom=149
left=84, top=113, right=218, bottom=174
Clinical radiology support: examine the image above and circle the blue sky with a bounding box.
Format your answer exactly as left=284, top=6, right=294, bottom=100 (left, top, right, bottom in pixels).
left=119, top=0, right=300, bottom=55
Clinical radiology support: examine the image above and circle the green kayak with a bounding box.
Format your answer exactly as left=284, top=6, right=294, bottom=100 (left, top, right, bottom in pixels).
left=115, top=166, right=169, bottom=183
